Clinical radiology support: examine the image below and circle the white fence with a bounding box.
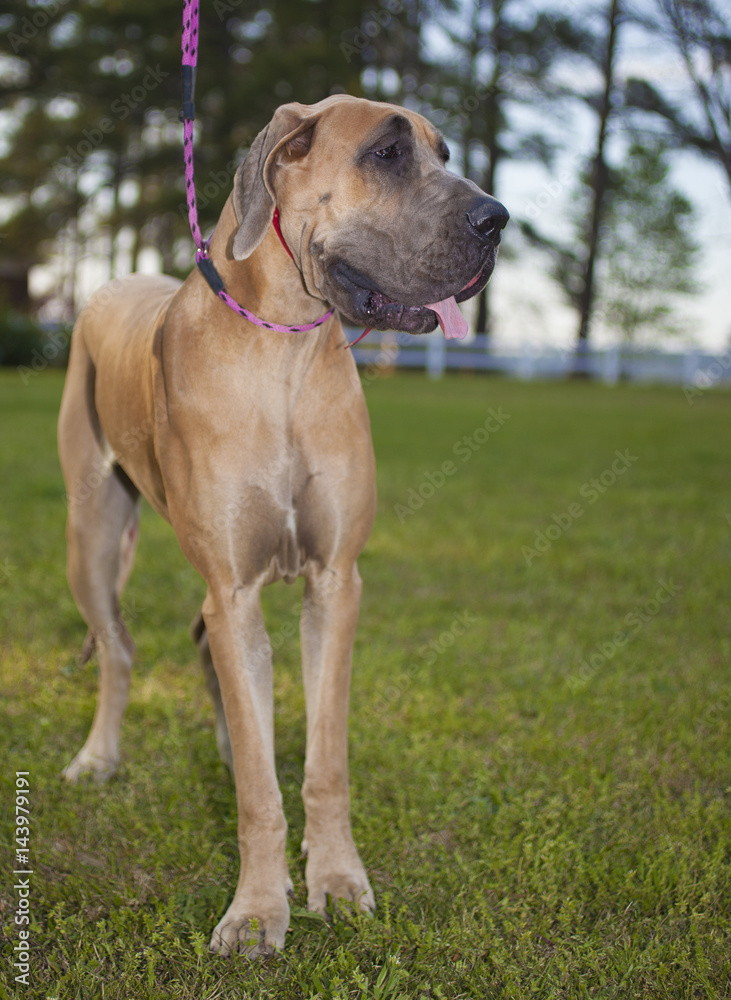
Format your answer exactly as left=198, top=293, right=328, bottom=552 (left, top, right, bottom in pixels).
left=348, top=331, right=731, bottom=388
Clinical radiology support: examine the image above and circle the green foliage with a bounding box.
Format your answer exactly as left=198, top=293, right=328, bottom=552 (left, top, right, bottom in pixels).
left=532, top=136, right=701, bottom=347
left=423, top=3, right=590, bottom=177
left=0, top=0, right=715, bottom=348
left=0, top=310, right=44, bottom=367
left=625, top=0, right=731, bottom=192
left=1, top=371, right=731, bottom=997
left=0, top=310, right=69, bottom=368
left=597, top=137, right=701, bottom=343
left=0, top=0, right=372, bottom=276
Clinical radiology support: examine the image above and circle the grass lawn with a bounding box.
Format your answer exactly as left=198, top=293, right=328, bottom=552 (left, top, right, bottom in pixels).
left=1, top=367, right=730, bottom=999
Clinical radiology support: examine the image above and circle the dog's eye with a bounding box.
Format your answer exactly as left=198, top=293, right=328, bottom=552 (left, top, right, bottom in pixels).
left=374, top=144, right=399, bottom=160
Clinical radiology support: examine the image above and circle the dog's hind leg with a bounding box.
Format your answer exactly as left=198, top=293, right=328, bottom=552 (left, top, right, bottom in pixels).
left=191, top=611, right=233, bottom=771
left=59, top=333, right=141, bottom=783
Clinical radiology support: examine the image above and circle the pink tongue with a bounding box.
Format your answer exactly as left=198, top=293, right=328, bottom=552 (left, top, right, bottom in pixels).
left=425, top=296, right=469, bottom=340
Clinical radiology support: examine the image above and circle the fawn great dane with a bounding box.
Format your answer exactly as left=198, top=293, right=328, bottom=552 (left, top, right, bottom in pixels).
left=58, top=94, right=508, bottom=955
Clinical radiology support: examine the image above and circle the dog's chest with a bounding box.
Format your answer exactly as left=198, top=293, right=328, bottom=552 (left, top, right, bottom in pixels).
left=260, top=461, right=342, bottom=586
left=274, top=506, right=301, bottom=584
left=258, top=464, right=315, bottom=585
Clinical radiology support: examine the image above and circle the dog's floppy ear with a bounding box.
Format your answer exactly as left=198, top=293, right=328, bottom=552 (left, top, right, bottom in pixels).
left=232, top=103, right=320, bottom=261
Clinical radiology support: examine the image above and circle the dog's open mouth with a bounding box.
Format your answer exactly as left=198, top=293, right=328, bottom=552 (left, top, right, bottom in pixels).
left=332, top=260, right=493, bottom=337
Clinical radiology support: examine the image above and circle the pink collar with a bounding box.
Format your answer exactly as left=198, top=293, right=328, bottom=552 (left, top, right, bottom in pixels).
left=193, top=222, right=335, bottom=334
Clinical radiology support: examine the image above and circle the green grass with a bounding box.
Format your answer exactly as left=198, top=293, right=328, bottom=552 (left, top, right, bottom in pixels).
left=1, top=368, right=730, bottom=999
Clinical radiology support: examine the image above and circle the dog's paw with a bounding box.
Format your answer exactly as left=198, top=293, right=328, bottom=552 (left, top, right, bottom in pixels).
left=209, top=888, right=291, bottom=958
left=62, top=749, right=117, bottom=784
left=306, top=849, right=375, bottom=917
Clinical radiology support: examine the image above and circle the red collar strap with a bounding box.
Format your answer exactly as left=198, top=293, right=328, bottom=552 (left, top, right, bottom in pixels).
left=271, top=208, right=371, bottom=348
left=272, top=208, right=295, bottom=262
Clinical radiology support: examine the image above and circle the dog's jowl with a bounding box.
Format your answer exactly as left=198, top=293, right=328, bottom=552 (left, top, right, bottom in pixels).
left=58, top=95, right=508, bottom=956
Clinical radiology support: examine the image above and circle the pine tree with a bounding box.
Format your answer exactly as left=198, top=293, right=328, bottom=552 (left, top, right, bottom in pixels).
left=518, top=0, right=627, bottom=366
left=626, top=0, right=731, bottom=193
left=0, top=0, right=378, bottom=310
left=539, top=135, right=700, bottom=351
left=596, top=137, right=700, bottom=345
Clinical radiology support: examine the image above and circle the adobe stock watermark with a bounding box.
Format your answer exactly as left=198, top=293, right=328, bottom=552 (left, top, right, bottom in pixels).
left=186, top=453, right=295, bottom=561
left=53, top=65, right=170, bottom=181
left=394, top=407, right=511, bottom=523
left=65, top=435, right=152, bottom=510
left=365, top=610, right=477, bottom=722
left=566, top=578, right=682, bottom=693
left=17, top=327, right=70, bottom=385
left=340, top=0, right=404, bottom=63
left=213, top=0, right=251, bottom=15
left=522, top=449, right=638, bottom=566
left=6, top=0, right=71, bottom=53
left=13, top=771, right=32, bottom=987
left=177, top=157, right=241, bottom=225
left=431, top=79, right=503, bottom=133
left=65, top=416, right=155, bottom=509
left=433, top=57, right=546, bottom=136
left=694, top=689, right=731, bottom=738
left=682, top=347, right=731, bottom=404
left=19, top=275, right=142, bottom=384
left=486, top=732, right=516, bottom=769
left=268, top=573, right=345, bottom=652
left=523, top=151, right=583, bottom=222
left=94, top=596, right=145, bottom=653
left=359, top=332, right=402, bottom=387
left=0, top=558, right=16, bottom=587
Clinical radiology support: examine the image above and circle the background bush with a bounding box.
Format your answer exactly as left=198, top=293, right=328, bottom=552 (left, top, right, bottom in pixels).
left=0, top=310, right=70, bottom=369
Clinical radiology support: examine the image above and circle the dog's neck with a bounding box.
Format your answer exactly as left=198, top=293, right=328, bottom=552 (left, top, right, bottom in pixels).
left=206, top=195, right=332, bottom=329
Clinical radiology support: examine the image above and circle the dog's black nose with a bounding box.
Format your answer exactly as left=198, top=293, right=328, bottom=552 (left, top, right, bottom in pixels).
left=466, top=197, right=510, bottom=240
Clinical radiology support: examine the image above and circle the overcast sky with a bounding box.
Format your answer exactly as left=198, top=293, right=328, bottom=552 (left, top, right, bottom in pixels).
left=465, top=5, right=731, bottom=354
left=490, top=145, right=731, bottom=354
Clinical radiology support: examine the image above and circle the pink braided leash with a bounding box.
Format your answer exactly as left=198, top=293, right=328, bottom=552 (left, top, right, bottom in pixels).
left=179, top=0, right=336, bottom=335
left=181, top=0, right=202, bottom=250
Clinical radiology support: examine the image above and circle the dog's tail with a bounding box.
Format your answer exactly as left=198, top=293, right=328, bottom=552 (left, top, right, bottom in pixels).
left=79, top=629, right=96, bottom=666
left=190, top=610, right=206, bottom=646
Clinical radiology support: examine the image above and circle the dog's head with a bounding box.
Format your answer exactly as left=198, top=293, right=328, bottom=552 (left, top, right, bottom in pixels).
left=232, top=95, right=508, bottom=336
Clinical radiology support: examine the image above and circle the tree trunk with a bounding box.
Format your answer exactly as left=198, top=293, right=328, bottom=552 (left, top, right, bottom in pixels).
left=475, top=0, right=504, bottom=341
left=462, top=0, right=481, bottom=183
left=108, top=152, right=124, bottom=280
left=660, top=0, right=731, bottom=192
left=130, top=223, right=142, bottom=274
left=573, top=0, right=622, bottom=376
left=65, top=177, right=83, bottom=319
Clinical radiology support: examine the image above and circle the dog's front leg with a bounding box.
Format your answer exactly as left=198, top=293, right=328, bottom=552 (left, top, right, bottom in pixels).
left=203, top=583, right=293, bottom=957
left=300, top=562, right=374, bottom=916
